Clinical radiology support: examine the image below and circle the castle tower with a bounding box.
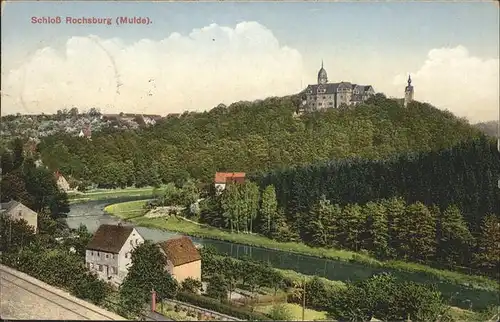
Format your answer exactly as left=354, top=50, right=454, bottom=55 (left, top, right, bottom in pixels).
left=317, top=60, right=328, bottom=85
left=404, top=74, right=414, bottom=107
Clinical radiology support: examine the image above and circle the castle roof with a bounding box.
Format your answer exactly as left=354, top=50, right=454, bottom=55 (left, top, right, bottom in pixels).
left=303, top=82, right=374, bottom=95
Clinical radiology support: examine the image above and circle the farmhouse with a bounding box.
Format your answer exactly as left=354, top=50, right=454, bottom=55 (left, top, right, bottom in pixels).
left=0, top=200, right=38, bottom=233
left=85, top=224, right=145, bottom=286
left=55, top=171, right=71, bottom=192
left=157, top=236, right=201, bottom=285
left=214, top=172, right=246, bottom=194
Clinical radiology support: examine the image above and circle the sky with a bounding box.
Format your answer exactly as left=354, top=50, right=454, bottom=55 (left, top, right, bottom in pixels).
left=1, top=1, right=499, bottom=123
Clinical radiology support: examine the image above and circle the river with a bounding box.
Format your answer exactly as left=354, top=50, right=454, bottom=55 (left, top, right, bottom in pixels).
left=67, top=197, right=498, bottom=310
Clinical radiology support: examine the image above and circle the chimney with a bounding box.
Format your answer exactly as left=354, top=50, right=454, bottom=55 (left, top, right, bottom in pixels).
left=151, top=289, right=156, bottom=312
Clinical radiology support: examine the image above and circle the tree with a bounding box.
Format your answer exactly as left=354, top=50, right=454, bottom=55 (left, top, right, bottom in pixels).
left=241, top=181, right=260, bottom=233
left=0, top=216, right=36, bottom=253
left=437, top=205, right=474, bottom=266
left=338, top=203, right=364, bottom=251
left=72, top=271, right=110, bottom=305
left=303, top=196, right=336, bottom=247
left=180, top=277, right=203, bottom=294
left=119, top=241, right=179, bottom=315
left=474, top=214, right=500, bottom=274
left=63, top=224, right=93, bottom=258
left=361, top=201, right=389, bottom=258
left=259, top=184, right=278, bottom=236
left=0, top=171, right=33, bottom=205
left=206, top=273, right=228, bottom=302
left=398, top=202, right=436, bottom=262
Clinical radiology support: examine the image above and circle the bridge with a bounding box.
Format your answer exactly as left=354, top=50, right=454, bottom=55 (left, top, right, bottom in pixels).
left=0, top=264, right=125, bottom=320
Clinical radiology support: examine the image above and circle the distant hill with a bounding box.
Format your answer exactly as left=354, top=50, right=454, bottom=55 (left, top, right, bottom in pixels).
left=35, top=94, right=483, bottom=188
left=474, top=120, right=498, bottom=137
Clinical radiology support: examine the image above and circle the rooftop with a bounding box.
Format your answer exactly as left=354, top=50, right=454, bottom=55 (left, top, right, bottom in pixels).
left=157, top=235, right=201, bottom=266
left=86, top=224, right=135, bottom=254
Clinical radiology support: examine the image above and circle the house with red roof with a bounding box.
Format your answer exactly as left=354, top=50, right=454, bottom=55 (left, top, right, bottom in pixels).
left=214, top=172, right=246, bottom=194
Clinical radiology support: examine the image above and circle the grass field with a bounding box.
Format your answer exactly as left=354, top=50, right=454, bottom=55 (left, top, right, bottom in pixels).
left=107, top=200, right=500, bottom=294
left=255, top=303, right=328, bottom=321
left=68, top=186, right=166, bottom=202
left=103, top=200, right=149, bottom=219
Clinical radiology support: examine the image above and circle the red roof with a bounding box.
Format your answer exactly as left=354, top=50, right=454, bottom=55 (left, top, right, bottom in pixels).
left=214, top=172, right=246, bottom=184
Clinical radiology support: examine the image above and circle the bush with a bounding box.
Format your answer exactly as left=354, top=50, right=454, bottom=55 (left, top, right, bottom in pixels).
left=268, top=303, right=294, bottom=321
left=176, top=291, right=270, bottom=321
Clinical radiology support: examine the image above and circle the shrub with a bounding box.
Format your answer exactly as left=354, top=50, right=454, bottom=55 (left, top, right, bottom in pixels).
left=268, top=303, right=294, bottom=321
left=176, top=292, right=270, bottom=321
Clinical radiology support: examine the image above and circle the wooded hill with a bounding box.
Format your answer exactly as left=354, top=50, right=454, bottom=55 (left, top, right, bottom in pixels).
left=254, top=136, right=500, bottom=233
left=37, top=94, right=482, bottom=188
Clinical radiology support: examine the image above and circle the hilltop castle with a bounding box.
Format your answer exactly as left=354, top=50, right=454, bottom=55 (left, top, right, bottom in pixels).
left=301, top=61, right=376, bottom=111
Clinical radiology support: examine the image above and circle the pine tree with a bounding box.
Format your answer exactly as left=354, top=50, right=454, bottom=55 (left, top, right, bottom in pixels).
left=474, top=214, right=500, bottom=274
left=400, top=202, right=437, bottom=262
left=437, top=205, right=474, bottom=266
left=362, top=201, right=389, bottom=258
left=382, top=197, right=407, bottom=258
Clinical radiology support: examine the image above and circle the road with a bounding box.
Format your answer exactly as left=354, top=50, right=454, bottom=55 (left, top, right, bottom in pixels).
left=0, top=264, right=125, bottom=320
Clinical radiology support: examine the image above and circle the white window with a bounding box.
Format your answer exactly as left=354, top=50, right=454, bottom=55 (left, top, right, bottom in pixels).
left=112, top=267, right=118, bottom=274
left=105, top=253, right=109, bottom=259
left=97, top=252, right=100, bottom=257
left=98, top=264, right=103, bottom=272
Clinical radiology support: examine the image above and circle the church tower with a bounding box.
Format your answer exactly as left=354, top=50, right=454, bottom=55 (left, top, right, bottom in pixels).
left=317, top=60, right=328, bottom=85
left=404, top=74, right=414, bottom=107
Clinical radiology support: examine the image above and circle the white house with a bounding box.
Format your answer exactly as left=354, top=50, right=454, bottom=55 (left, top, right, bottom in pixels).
left=85, top=224, right=144, bottom=286
left=55, top=171, right=71, bottom=192
left=0, top=200, right=38, bottom=233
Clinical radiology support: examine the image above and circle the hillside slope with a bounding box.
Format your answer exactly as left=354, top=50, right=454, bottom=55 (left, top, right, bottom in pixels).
left=474, top=120, right=498, bottom=137
left=37, top=95, right=482, bottom=187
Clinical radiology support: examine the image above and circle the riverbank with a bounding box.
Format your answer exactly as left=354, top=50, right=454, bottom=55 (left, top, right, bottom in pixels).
left=104, top=200, right=500, bottom=293
left=68, top=186, right=165, bottom=204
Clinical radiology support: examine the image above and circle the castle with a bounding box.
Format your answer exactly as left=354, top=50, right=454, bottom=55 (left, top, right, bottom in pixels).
left=301, top=62, right=415, bottom=111
left=301, top=61, right=375, bottom=111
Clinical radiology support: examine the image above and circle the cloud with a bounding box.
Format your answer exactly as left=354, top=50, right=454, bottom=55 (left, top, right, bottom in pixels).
left=392, top=46, right=499, bottom=123
left=1, top=21, right=305, bottom=115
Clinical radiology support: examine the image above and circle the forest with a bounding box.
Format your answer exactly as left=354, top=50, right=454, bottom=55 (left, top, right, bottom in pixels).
left=186, top=179, right=499, bottom=277
left=34, top=94, right=482, bottom=188
left=254, top=136, right=500, bottom=233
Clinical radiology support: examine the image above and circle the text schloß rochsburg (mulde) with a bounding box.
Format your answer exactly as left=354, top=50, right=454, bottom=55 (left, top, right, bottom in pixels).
left=30, top=16, right=152, bottom=25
